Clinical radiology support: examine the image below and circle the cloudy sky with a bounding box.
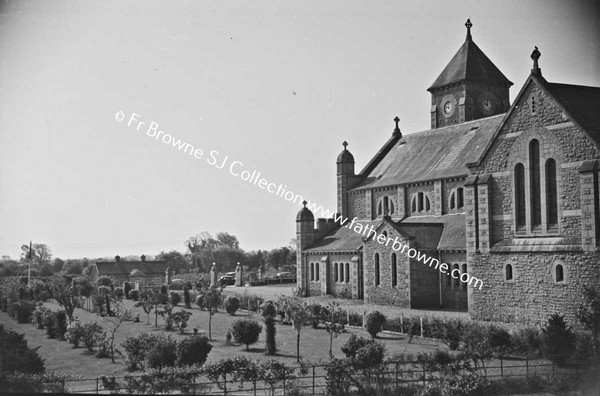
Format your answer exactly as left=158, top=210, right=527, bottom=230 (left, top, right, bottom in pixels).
left=0, top=0, right=598, bottom=259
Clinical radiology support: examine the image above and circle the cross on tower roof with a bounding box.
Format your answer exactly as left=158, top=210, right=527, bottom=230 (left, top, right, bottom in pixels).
left=465, top=18, right=472, bottom=40
left=342, top=141, right=348, bottom=150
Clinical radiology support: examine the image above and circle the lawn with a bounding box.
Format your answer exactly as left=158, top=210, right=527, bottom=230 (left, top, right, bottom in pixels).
left=0, top=295, right=447, bottom=391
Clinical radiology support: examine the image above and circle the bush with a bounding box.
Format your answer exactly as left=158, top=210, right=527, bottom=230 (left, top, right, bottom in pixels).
left=231, top=319, right=262, bottom=350
left=123, top=282, right=132, bottom=299
left=177, top=336, right=212, bottom=367
left=183, top=287, right=191, bottom=308
left=66, top=321, right=84, bottom=348
left=53, top=311, right=68, bottom=340
left=0, top=324, right=45, bottom=374
left=542, top=313, right=575, bottom=366
left=418, top=372, right=495, bottom=396
left=113, top=287, right=124, bottom=300
left=365, top=311, right=386, bottom=338
left=354, top=340, right=386, bottom=369
left=11, top=300, right=36, bottom=324
left=80, top=322, right=105, bottom=352
left=510, top=327, right=544, bottom=356
left=169, top=292, right=181, bottom=306
left=160, top=285, right=167, bottom=294
left=122, top=333, right=161, bottom=371
left=224, top=296, right=240, bottom=315
left=171, top=310, right=192, bottom=334
left=42, top=310, right=56, bottom=338
left=262, top=301, right=277, bottom=355
left=348, top=312, right=363, bottom=327
left=32, top=305, right=49, bottom=329
left=487, top=325, right=511, bottom=355
left=147, top=335, right=178, bottom=369
left=310, top=303, right=323, bottom=328
left=128, top=289, right=139, bottom=301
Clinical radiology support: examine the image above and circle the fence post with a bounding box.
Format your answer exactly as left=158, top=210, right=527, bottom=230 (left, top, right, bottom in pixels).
left=283, top=370, right=286, bottom=394
left=420, top=317, right=424, bottom=338
left=400, top=315, right=403, bottom=334
left=500, top=357, right=503, bottom=379
left=253, top=379, right=257, bottom=396
left=525, top=357, right=529, bottom=380
left=224, top=372, right=227, bottom=396
left=312, top=366, right=315, bottom=396
left=96, top=377, right=99, bottom=394
left=395, top=362, right=399, bottom=385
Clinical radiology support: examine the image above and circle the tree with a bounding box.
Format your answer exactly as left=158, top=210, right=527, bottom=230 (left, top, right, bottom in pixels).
left=20, top=243, right=52, bottom=265
left=135, top=290, right=155, bottom=325
left=155, top=250, right=189, bottom=274
left=48, top=277, right=77, bottom=324
left=72, top=277, right=94, bottom=311
left=103, top=300, right=127, bottom=363
left=0, top=324, right=45, bottom=374
left=231, top=319, right=262, bottom=350
left=224, top=295, right=240, bottom=315
left=52, top=258, right=65, bottom=273
left=61, top=260, right=83, bottom=276
left=195, top=285, right=222, bottom=341
left=365, top=311, right=386, bottom=338
left=277, top=295, right=312, bottom=362
left=215, top=232, right=240, bottom=249
left=577, top=286, right=600, bottom=358
left=323, top=302, right=346, bottom=359
left=543, top=313, right=575, bottom=366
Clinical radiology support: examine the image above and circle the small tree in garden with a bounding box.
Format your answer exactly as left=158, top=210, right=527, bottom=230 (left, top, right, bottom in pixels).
left=53, top=310, right=68, bottom=340
left=262, top=300, right=277, bottom=355
left=147, top=335, right=178, bottom=369
left=365, top=311, right=386, bottom=338
left=542, top=313, right=575, bottom=366
left=323, top=302, right=346, bottom=359
left=177, top=335, right=212, bottom=367
left=128, top=289, right=139, bottom=301
left=96, top=276, right=114, bottom=289
left=103, top=300, right=127, bottom=363
left=123, top=282, right=132, bottom=299
left=157, top=304, right=174, bottom=331
left=196, top=285, right=223, bottom=341
left=72, top=276, right=94, bottom=310
left=277, top=295, right=312, bottom=362
left=577, top=286, right=600, bottom=359
left=183, top=286, right=191, bottom=308
left=231, top=319, right=262, bottom=350
left=122, top=333, right=160, bottom=371
left=113, top=287, right=124, bottom=300
left=49, top=277, right=77, bottom=324
left=171, top=310, right=192, bottom=334
left=135, top=290, right=155, bottom=325
left=225, top=295, right=240, bottom=315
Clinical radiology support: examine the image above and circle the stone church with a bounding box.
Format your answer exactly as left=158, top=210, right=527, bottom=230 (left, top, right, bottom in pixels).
left=295, top=20, right=600, bottom=326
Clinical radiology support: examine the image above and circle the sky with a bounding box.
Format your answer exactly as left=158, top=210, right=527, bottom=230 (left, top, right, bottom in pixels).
left=0, top=0, right=599, bottom=260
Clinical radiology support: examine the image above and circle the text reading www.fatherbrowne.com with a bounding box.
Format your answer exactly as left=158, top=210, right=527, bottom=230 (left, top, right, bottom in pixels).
left=116, top=111, right=483, bottom=290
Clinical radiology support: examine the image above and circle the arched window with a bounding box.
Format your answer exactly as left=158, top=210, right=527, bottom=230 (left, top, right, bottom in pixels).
left=374, top=253, right=380, bottom=286
left=315, top=262, right=320, bottom=281
left=447, top=266, right=452, bottom=286
left=391, top=253, right=397, bottom=287
left=383, top=197, right=389, bottom=215
left=529, top=139, right=542, bottom=228
left=310, top=263, right=315, bottom=281
left=505, top=264, right=513, bottom=281
left=339, top=263, right=344, bottom=283
left=345, top=263, right=350, bottom=283
left=425, top=195, right=431, bottom=211
left=411, top=197, right=417, bottom=212
left=377, top=200, right=383, bottom=216
left=457, top=188, right=464, bottom=208
left=418, top=193, right=424, bottom=212
left=555, top=264, right=564, bottom=283
left=390, top=200, right=395, bottom=215
left=515, top=163, right=526, bottom=229
left=461, top=263, right=467, bottom=290
left=334, top=263, right=339, bottom=282
left=412, top=192, right=431, bottom=213
left=546, top=158, right=558, bottom=227
left=450, top=192, right=456, bottom=210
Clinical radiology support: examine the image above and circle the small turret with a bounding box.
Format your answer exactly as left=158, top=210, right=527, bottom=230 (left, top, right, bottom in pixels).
left=337, top=141, right=356, bottom=218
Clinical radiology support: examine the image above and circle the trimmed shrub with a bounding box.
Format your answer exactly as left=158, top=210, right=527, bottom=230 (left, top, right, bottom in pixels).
left=510, top=327, right=544, bottom=356
left=183, top=287, right=191, bottom=308
left=310, top=303, right=323, bottom=328
left=365, top=311, right=386, bottom=338
left=113, top=287, right=124, bottom=300
left=147, top=335, right=178, bottom=369
left=169, top=292, right=181, bottom=306
left=224, top=296, right=240, bottom=315
left=32, top=305, right=49, bottom=329
left=177, top=335, right=212, bottom=367
left=543, top=313, right=575, bottom=366
left=348, top=312, right=363, bottom=327
left=231, top=319, right=262, bottom=350
left=42, top=310, right=57, bottom=338
left=12, top=300, right=36, bottom=324
left=128, top=289, right=139, bottom=301
left=171, top=310, right=192, bottom=334
left=262, top=301, right=277, bottom=355
left=53, top=311, right=68, bottom=340
left=341, top=334, right=386, bottom=369
left=160, top=284, right=167, bottom=294
left=123, top=282, right=132, bottom=299
left=66, top=321, right=84, bottom=347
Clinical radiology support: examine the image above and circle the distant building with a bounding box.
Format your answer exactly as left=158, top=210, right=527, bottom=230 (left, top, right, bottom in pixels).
left=91, top=254, right=171, bottom=288
left=296, top=20, right=600, bottom=327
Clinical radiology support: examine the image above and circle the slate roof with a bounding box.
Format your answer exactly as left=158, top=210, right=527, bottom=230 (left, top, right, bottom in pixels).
left=428, top=35, right=512, bottom=91
left=545, top=82, right=600, bottom=138
left=305, top=221, right=379, bottom=252
left=351, top=115, right=504, bottom=190
left=399, top=215, right=466, bottom=251
left=96, top=261, right=168, bottom=276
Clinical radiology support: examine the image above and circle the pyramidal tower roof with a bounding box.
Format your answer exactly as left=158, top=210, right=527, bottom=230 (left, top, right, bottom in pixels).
left=427, top=19, right=513, bottom=92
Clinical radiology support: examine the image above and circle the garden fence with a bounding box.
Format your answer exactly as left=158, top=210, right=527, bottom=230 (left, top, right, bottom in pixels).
left=54, top=355, right=593, bottom=395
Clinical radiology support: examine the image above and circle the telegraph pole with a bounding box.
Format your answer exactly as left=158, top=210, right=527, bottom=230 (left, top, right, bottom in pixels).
left=27, top=240, right=32, bottom=288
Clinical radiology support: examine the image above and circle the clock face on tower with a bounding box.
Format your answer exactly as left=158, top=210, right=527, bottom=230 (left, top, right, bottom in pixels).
left=478, top=94, right=496, bottom=116
left=443, top=101, right=454, bottom=115
left=440, top=94, right=456, bottom=118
